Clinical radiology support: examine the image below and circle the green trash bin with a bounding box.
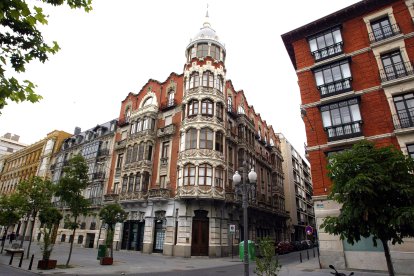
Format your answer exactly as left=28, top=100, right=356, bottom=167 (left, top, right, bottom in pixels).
left=239, top=240, right=255, bottom=261
left=97, top=244, right=107, bottom=260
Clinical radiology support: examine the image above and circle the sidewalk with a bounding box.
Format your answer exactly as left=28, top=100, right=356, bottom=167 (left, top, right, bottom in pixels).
left=0, top=242, right=408, bottom=275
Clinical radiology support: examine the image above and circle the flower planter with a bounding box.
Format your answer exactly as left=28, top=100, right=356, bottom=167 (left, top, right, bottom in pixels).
left=100, top=257, right=113, bottom=265
left=37, top=259, right=57, bottom=270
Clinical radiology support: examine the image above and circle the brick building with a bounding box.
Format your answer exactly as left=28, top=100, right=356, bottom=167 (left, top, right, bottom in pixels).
left=282, top=0, right=414, bottom=273
left=105, top=14, right=289, bottom=257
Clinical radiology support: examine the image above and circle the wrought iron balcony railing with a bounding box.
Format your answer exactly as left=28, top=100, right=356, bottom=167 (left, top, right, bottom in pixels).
left=311, top=42, right=343, bottom=61
left=393, top=113, right=414, bottom=130
left=160, top=99, right=177, bottom=111
left=369, top=23, right=400, bottom=43
left=318, top=77, right=352, bottom=97
left=380, top=61, right=414, bottom=82
left=325, top=120, right=363, bottom=142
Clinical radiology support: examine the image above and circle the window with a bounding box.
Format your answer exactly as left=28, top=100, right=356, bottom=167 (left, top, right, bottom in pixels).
left=162, top=142, right=170, bottom=158
left=128, top=175, right=134, bottom=192
left=160, top=175, right=167, bottom=188
left=185, top=128, right=197, bottom=149
left=122, top=176, right=128, bottom=193
left=198, top=163, right=212, bottom=185
left=210, top=44, right=220, bottom=60
left=380, top=51, right=412, bottom=82
left=147, top=144, right=153, bottom=160
left=308, top=27, right=343, bottom=61
left=238, top=105, right=245, bottom=114
left=132, top=144, right=138, bottom=162
left=116, top=154, right=123, bottom=168
left=177, top=167, right=183, bottom=186
left=314, top=60, right=352, bottom=97
left=216, top=103, right=223, bottom=121
left=143, top=97, right=154, bottom=106
left=180, top=132, right=185, bottom=151
left=143, top=117, right=148, bottom=130
left=228, top=146, right=233, bottom=165
left=215, top=132, right=223, bottom=152
left=126, top=146, right=132, bottom=164
left=136, top=119, right=142, bottom=132
left=138, top=142, right=145, bottom=161
left=197, top=43, right=208, bottom=58
left=215, top=75, right=223, bottom=91
left=183, top=164, right=196, bottom=185
left=135, top=173, right=141, bottom=191
left=215, top=166, right=224, bottom=188
left=168, top=91, right=175, bottom=106
left=189, top=72, right=200, bottom=89
left=370, top=17, right=398, bottom=43
left=407, top=144, right=414, bottom=159
left=201, top=99, right=213, bottom=115
left=202, top=71, right=214, bottom=87
left=130, top=122, right=135, bottom=135
left=227, top=96, right=233, bottom=112
left=142, top=172, right=149, bottom=191
left=188, top=100, right=199, bottom=116
left=125, top=107, right=131, bottom=122
left=199, top=128, right=213, bottom=149
left=321, top=98, right=362, bottom=141
left=165, top=115, right=172, bottom=126
left=394, top=93, right=414, bottom=129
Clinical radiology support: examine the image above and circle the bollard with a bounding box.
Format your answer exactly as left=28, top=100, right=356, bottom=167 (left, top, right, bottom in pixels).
left=28, top=254, right=34, bottom=270
left=307, top=249, right=309, bottom=260
left=313, top=247, right=315, bottom=258
left=9, top=253, right=14, bottom=265
left=299, top=252, right=302, bottom=263
left=18, top=252, right=24, bottom=267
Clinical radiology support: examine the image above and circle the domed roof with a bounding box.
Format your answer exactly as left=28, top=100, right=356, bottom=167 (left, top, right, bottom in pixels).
left=187, top=11, right=225, bottom=50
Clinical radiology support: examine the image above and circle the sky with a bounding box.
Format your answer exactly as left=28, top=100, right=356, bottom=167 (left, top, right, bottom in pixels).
left=0, top=0, right=360, bottom=157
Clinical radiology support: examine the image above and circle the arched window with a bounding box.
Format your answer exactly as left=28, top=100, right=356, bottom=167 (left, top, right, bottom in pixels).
left=201, top=99, right=213, bottom=115
left=197, top=43, right=208, bottom=58
left=168, top=90, right=175, bottom=106
left=199, top=128, right=213, bottom=149
left=183, top=164, right=196, bottom=185
left=215, top=131, right=223, bottom=152
left=138, top=142, right=145, bottom=161
left=188, top=100, right=199, bottom=116
left=202, top=71, right=214, bottom=87
left=216, top=103, right=223, bottom=121
left=227, top=96, right=233, bottom=112
left=198, top=163, right=212, bottom=185
left=185, top=128, right=197, bottom=149
left=135, top=173, right=141, bottom=191
left=121, top=175, right=128, bottom=193
left=215, top=75, right=223, bottom=91
left=128, top=174, right=134, bottom=192
left=215, top=166, right=224, bottom=188
left=125, top=107, right=131, bottom=122
left=132, top=144, right=138, bottom=162
left=189, top=72, right=200, bottom=89
left=238, top=105, right=245, bottom=114
left=143, top=97, right=153, bottom=106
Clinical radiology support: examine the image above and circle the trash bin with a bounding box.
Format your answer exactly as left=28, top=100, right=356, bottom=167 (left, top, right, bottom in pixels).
left=97, top=244, right=107, bottom=260
left=239, top=240, right=255, bottom=261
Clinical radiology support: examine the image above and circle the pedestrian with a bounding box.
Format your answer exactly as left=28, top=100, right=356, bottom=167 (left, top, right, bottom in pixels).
left=9, top=232, right=15, bottom=244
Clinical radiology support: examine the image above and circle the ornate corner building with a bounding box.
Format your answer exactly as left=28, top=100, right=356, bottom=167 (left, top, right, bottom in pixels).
left=282, top=0, right=414, bottom=273
left=105, top=14, right=289, bottom=257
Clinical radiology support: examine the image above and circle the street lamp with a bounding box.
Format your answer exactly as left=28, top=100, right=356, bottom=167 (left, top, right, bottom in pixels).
left=233, top=163, right=257, bottom=276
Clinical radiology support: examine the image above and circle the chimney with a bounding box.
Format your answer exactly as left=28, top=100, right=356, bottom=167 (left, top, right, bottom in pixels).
left=11, top=134, right=20, bottom=141
left=3, top=133, right=11, bottom=139
left=74, top=127, right=81, bottom=135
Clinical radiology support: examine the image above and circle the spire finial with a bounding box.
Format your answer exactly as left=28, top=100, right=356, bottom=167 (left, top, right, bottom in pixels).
left=203, top=3, right=211, bottom=28
left=206, top=3, right=209, bottom=18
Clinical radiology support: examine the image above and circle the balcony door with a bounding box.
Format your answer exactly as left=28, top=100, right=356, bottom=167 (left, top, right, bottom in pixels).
left=381, top=51, right=407, bottom=81
left=394, top=93, right=414, bottom=128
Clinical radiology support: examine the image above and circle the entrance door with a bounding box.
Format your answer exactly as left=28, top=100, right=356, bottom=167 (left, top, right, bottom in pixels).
left=86, top=233, right=95, bottom=248
left=191, top=210, right=209, bottom=256
left=153, top=220, right=165, bottom=253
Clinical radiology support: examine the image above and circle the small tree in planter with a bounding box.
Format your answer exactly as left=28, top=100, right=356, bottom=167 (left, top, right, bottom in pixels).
left=254, top=237, right=281, bottom=276
left=38, top=207, right=62, bottom=270
left=98, top=203, right=127, bottom=265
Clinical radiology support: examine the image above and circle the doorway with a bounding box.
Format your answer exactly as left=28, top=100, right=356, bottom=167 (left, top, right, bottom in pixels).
left=191, top=210, right=209, bottom=256
left=86, top=233, right=95, bottom=248
left=121, top=220, right=145, bottom=251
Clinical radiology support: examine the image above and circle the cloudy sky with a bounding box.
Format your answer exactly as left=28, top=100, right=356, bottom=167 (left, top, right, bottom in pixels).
left=0, top=0, right=359, bottom=157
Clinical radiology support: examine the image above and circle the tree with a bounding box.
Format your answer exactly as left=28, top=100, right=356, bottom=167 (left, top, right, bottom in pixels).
left=38, top=207, right=62, bottom=261
left=0, top=193, right=25, bottom=253
left=321, top=141, right=414, bottom=276
left=16, top=176, right=55, bottom=258
left=0, top=0, right=92, bottom=112
left=99, top=203, right=127, bottom=259
left=55, top=154, right=90, bottom=267
left=254, top=237, right=281, bottom=276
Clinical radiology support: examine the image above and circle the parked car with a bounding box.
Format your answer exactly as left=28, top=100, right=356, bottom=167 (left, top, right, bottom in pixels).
left=275, top=241, right=294, bottom=254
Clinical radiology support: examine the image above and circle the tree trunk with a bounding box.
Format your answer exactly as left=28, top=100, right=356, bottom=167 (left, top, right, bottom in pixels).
left=381, top=239, right=395, bottom=276
left=19, top=214, right=30, bottom=248
left=26, top=211, right=37, bottom=259
left=110, top=227, right=114, bottom=258
left=66, top=218, right=77, bottom=267
left=0, top=227, right=8, bottom=254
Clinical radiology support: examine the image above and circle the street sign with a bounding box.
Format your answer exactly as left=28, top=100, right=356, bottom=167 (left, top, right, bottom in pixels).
left=229, top=224, right=236, bottom=234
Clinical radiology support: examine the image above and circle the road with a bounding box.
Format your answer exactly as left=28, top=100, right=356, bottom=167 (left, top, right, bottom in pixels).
left=0, top=264, right=37, bottom=276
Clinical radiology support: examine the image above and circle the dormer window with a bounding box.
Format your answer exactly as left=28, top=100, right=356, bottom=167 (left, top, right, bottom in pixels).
left=238, top=105, right=245, bottom=114
left=227, top=96, right=233, bottom=112
left=143, top=97, right=153, bottom=107
left=168, top=90, right=175, bottom=106
left=125, top=107, right=131, bottom=123
left=308, top=27, right=343, bottom=61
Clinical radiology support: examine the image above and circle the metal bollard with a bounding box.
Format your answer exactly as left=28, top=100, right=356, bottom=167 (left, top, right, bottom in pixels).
left=299, top=252, right=302, bottom=263
left=28, top=254, right=34, bottom=270
left=18, top=253, right=24, bottom=267
left=307, top=249, right=309, bottom=260
left=313, top=247, right=315, bottom=258
left=9, top=253, right=14, bottom=265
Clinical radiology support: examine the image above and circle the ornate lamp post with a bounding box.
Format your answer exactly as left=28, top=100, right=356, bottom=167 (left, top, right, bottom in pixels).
left=233, top=163, right=257, bottom=276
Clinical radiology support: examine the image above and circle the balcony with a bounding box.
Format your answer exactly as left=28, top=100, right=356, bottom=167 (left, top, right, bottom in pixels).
left=157, top=124, right=175, bottom=138
left=325, top=121, right=363, bottom=142
left=114, top=139, right=126, bottom=150
left=312, top=42, right=343, bottom=61
left=369, top=23, right=400, bottom=44
left=380, top=61, right=414, bottom=83
left=92, top=171, right=105, bottom=180
left=393, top=113, right=414, bottom=130
left=318, top=77, right=352, bottom=98
left=88, top=197, right=102, bottom=206
left=104, top=193, right=119, bottom=202
left=148, top=188, right=171, bottom=200
left=160, top=99, right=177, bottom=111
left=97, top=148, right=110, bottom=157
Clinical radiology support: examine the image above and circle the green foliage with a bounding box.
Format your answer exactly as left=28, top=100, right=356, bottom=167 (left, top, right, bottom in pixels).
left=0, top=0, right=92, bottom=111
left=17, top=176, right=55, bottom=217
left=0, top=193, right=26, bottom=227
left=321, top=141, right=414, bottom=276
left=254, top=237, right=281, bottom=276
left=99, top=203, right=126, bottom=257
left=38, top=207, right=62, bottom=260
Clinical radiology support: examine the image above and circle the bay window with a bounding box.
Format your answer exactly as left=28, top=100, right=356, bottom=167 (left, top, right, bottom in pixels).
left=184, top=164, right=196, bottom=185
left=202, top=71, right=214, bottom=87
left=201, top=99, right=213, bottom=115
left=199, top=128, right=213, bottom=149
left=198, top=163, right=212, bottom=185
left=308, top=27, right=343, bottom=61
left=215, top=167, right=224, bottom=188
left=188, top=100, right=199, bottom=116
left=185, top=128, right=197, bottom=149
left=314, top=60, right=352, bottom=97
